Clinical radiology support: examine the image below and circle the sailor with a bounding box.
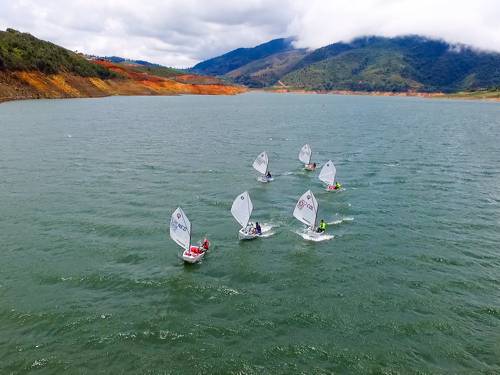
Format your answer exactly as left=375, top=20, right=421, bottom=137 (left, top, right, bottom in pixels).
left=201, top=238, right=210, bottom=251
left=255, top=222, right=262, bottom=235
left=334, top=181, right=342, bottom=190
left=317, top=219, right=327, bottom=233
left=248, top=223, right=255, bottom=234
left=266, top=171, right=272, bottom=179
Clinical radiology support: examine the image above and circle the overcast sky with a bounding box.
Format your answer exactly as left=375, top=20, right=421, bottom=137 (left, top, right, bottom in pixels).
left=1, top=0, right=499, bottom=68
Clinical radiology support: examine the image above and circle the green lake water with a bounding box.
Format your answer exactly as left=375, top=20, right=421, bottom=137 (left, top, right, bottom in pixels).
left=0, top=93, right=499, bottom=373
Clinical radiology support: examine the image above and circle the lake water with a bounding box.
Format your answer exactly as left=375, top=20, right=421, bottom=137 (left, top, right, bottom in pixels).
left=1, top=93, right=499, bottom=374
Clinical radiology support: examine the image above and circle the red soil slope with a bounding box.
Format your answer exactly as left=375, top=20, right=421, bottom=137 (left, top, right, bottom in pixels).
left=0, top=61, right=246, bottom=102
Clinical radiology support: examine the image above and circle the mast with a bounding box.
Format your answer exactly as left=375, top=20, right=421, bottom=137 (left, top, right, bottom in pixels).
left=313, top=197, right=318, bottom=229
left=247, top=194, right=252, bottom=224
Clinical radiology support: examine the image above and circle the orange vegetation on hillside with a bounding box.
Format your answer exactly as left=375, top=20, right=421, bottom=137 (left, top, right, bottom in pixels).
left=0, top=61, right=246, bottom=102
left=93, top=60, right=244, bottom=95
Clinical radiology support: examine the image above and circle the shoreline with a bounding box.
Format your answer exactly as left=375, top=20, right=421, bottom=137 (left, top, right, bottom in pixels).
left=0, top=68, right=246, bottom=105
left=3, top=88, right=499, bottom=104
left=253, top=88, right=500, bottom=102
left=0, top=91, right=242, bottom=104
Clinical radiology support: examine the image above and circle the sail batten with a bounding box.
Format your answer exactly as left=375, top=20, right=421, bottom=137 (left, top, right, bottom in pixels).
left=170, top=207, right=191, bottom=251
left=299, top=144, right=312, bottom=165
left=231, top=191, right=253, bottom=228
left=319, top=160, right=336, bottom=185
left=253, top=151, right=269, bottom=175
left=293, top=190, right=318, bottom=228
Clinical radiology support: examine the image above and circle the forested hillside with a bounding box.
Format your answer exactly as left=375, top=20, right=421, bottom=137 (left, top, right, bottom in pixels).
left=192, top=35, right=500, bottom=92
left=0, top=28, right=114, bottom=78
left=0, top=29, right=245, bottom=102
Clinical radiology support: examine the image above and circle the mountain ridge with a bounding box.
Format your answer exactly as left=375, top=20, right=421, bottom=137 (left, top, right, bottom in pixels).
left=191, top=38, right=298, bottom=76
left=191, top=35, right=500, bottom=93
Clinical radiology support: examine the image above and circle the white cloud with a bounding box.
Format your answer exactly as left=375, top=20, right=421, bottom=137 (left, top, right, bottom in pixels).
left=0, top=0, right=499, bottom=67
left=289, top=0, right=500, bottom=53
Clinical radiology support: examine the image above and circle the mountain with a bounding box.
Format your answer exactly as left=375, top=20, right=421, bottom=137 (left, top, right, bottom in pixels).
left=0, top=28, right=114, bottom=78
left=0, top=29, right=244, bottom=102
left=192, top=35, right=500, bottom=93
left=282, top=36, right=500, bottom=92
left=191, top=38, right=297, bottom=77
left=101, top=56, right=162, bottom=66
left=92, top=55, right=185, bottom=78
left=224, top=49, right=308, bottom=87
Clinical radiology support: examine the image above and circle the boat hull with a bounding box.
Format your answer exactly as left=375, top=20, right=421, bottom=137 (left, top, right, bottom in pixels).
left=182, top=246, right=206, bottom=263
left=257, top=176, right=273, bottom=183
left=306, top=228, right=322, bottom=238
left=296, top=227, right=333, bottom=242
left=326, top=184, right=342, bottom=191
left=238, top=223, right=274, bottom=240
left=238, top=227, right=259, bottom=240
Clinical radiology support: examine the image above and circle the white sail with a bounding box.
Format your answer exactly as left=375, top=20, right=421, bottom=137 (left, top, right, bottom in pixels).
left=319, top=160, right=336, bottom=185
left=231, top=191, right=253, bottom=228
left=253, top=151, right=268, bottom=175
left=299, top=144, right=312, bottom=164
left=170, top=207, right=191, bottom=251
left=293, top=189, right=318, bottom=228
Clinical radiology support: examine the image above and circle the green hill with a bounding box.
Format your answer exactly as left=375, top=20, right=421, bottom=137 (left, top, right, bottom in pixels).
left=0, top=28, right=114, bottom=78
left=98, top=56, right=183, bottom=77
left=193, top=36, right=500, bottom=92
left=225, top=49, right=308, bottom=87
left=191, top=38, right=296, bottom=76
left=0, top=29, right=245, bottom=102
left=283, top=47, right=420, bottom=92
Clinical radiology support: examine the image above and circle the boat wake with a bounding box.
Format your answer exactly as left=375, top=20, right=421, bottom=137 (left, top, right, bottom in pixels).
left=259, top=223, right=277, bottom=238
left=328, top=217, right=354, bottom=225
left=294, top=229, right=334, bottom=242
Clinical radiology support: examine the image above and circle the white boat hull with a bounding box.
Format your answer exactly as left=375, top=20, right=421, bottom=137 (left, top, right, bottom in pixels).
left=238, top=228, right=259, bottom=240
left=238, top=223, right=274, bottom=240
left=238, top=226, right=260, bottom=240
left=257, top=176, right=274, bottom=183
left=182, top=246, right=206, bottom=263
left=296, top=227, right=334, bottom=242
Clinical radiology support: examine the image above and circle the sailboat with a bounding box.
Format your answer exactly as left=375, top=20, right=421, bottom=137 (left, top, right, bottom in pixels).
left=293, top=189, right=331, bottom=241
left=299, top=144, right=316, bottom=171
left=169, top=207, right=210, bottom=264
left=231, top=191, right=258, bottom=240
left=253, top=151, right=273, bottom=183
left=319, top=160, right=342, bottom=191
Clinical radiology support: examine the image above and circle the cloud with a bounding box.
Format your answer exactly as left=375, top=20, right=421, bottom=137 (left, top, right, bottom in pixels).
left=288, top=0, right=500, bottom=53
left=0, top=0, right=499, bottom=67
